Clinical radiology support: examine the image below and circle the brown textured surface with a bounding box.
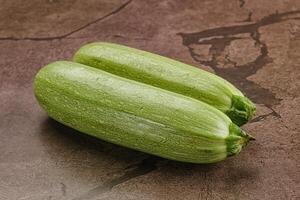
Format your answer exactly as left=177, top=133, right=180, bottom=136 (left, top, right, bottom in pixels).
left=0, top=0, right=300, bottom=199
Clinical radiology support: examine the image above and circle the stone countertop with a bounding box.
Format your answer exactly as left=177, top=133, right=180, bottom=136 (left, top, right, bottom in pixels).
left=0, top=0, right=299, bottom=199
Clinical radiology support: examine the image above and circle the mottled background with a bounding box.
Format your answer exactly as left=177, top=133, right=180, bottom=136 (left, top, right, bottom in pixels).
left=0, top=0, right=299, bottom=199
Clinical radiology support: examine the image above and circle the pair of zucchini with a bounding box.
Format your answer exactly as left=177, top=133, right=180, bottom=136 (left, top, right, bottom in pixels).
left=34, top=42, right=256, bottom=163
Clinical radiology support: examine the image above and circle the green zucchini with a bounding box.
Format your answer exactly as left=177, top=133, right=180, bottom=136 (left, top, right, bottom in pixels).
left=34, top=61, right=253, bottom=163
left=73, top=42, right=256, bottom=126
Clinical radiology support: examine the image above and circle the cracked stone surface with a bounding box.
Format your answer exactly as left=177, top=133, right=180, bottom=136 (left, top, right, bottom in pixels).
left=0, top=0, right=299, bottom=199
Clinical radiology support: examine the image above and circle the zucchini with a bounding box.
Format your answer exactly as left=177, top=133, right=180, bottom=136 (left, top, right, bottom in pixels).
left=73, top=42, right=256, bottom=126
left=34, top=61, right=253, bottom=163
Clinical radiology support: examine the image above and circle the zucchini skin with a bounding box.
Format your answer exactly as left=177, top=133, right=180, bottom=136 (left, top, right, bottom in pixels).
left=34, top=61, right=252, bottom=163
left=73, top=42, right=256, bottom=126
